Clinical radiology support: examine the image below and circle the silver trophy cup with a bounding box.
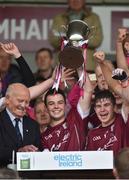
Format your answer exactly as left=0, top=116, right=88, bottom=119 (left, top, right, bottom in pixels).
left=59, top=20, right=95, bottom=68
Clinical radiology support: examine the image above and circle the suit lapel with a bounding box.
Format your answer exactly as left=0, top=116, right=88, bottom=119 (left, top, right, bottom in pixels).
left=1, top=110, right=18, bottom=144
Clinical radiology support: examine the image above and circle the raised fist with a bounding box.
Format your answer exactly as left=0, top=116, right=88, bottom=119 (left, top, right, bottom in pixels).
left=0, top=42, right=21, bottom=58
left=93, top=51, right=105, bottom=63
left=118, top=28, right=127, bottom=42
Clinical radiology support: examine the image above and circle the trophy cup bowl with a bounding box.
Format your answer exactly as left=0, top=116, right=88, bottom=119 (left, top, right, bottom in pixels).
left=66, top=20, right=90, bottom=41
left=59, top=20, right=94, bottom=68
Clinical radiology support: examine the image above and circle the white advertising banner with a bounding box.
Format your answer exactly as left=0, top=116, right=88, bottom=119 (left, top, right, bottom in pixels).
left=17, top=151, right=113, bottom=171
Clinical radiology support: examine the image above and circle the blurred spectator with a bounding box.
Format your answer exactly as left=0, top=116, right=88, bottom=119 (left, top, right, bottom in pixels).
left=0, top=43, right=35, bottom=97
left=113, top=148, right=129, bottom=179
left=34, top=48, right=54, bottom=83
left=49, top=0, right=103, bottom=71
left=34, top=99, right=51, bottom=134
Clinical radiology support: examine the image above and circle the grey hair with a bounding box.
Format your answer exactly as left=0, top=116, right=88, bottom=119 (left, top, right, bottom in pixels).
left=5, top=83, right=29, bottom=97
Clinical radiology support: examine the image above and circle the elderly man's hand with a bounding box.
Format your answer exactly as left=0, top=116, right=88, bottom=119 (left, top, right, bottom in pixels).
left=93, top=51, right=105, bottom=63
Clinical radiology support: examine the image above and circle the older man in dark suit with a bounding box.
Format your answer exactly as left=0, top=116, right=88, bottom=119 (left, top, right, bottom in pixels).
left=0, top=83, right=42, bottom=168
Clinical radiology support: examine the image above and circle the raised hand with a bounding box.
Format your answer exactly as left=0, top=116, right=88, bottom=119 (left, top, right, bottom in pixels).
left=112, top=68, right=128, bottom=81
left=117, top=28, right=127, bottom=42
left=61, top=68, right=75, bottom=83
left=0, top=43, right=21, bottom=58
left=93, top=51, right=105, bottom=63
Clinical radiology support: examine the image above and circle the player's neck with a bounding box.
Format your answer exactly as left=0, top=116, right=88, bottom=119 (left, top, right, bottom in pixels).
left=50, top=117, right=65, bottom=127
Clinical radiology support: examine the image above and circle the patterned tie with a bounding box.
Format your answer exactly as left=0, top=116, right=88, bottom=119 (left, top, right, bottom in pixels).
left=14, top=118, right=23, bottom=147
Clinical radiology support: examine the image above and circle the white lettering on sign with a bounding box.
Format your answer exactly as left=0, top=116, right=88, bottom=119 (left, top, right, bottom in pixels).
left=0, top=19, right=9, bottom=39
left=42, top=19, right=53, bottom=40
left=42, top=19, right=48, bottom=40
left=11, top=19, right=25, bottom=40
left=26, top=19, right=41, bottom=40
left=0, top=19, right=52, bottom=40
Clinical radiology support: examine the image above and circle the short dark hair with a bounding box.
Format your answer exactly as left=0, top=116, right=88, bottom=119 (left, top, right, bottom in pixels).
left=44, top=88, right=66, bottom=106
left=114, top=148, right=129, bottom=179
left=94, top=90, right=116, bottom=107
left=35, top=48, right=53, bottom=60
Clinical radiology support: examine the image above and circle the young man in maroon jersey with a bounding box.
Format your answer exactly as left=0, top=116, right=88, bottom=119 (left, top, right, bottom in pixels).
left=41, top=74, right=93, bottom=151
left=86, top=90, right=127, bottom=155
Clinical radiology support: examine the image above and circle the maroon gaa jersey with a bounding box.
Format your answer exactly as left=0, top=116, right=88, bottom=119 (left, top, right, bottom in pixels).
left=41, top=108, right=87, bottom=151
left=126, top=114, right=129, bottom=146
left=86, top=113, right=127, bottom=155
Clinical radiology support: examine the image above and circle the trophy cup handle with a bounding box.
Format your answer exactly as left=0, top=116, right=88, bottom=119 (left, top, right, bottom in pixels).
left=51, top=25, right=67, bottom=38
left=58, top=25, right=67, bottom=38
left=87, top=26, right=96, bottom=40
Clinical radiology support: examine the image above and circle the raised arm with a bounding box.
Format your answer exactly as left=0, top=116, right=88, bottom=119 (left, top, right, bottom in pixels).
left=0, top=77, right=54, bottom=111
left=116, top=28, right=129, bottom=72
left=0, top=43, right=35, bottom=87
left=94, top=51, right=123, bottom=96
left=29, top=78, right=54, bottom=100
left=78, top=72, right=94, bottom=118
left=94, top=51, right=129, bottom=102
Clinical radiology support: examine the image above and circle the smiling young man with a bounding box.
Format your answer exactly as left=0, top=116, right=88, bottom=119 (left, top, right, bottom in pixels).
left=86, top=90, right=127, bottom=155
left=41, top=78, right=92, bottom=151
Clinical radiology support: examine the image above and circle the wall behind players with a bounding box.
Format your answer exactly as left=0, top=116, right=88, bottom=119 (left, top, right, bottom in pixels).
left=0, top=4, right=129, bottom=71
